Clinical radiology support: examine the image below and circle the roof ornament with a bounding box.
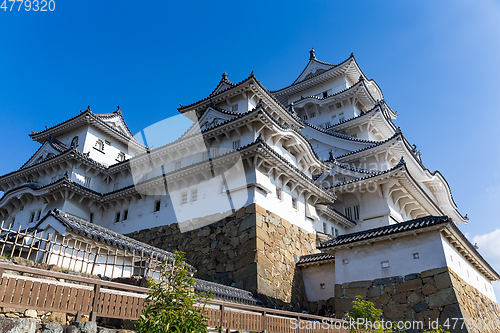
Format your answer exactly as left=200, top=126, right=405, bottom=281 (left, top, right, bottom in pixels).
left=464, top=214, right=469, bottom=221
left=411, top=144, right=422, bottom=160
left=86, top=105, right=91, bottom=112
left=289, top=102, right=296, bottom=115
left=359, top=75, right=364, bottom=81
left=45, top=126, right=48, bottom=130
left=222, top=72, right=228, bottom=80
left=473, top=242, right=479, bottom=250
left=116, top=105, right=121, bottom=112
left=256, top=98, right=263, bottom=108
left=256, top=133, right=263, bottom=142
left=329, top=150, right=336, bottom=162
left=395, top=126, right=402, bottom=134
left=63, top=171, right=69, bottom=179
left=309, top=48, right=316, bottom=60
left=398, top=156, right=405, bottom=165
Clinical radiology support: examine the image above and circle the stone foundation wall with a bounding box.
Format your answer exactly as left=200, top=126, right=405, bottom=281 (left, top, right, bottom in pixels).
left=334, top=266, right=500, bottom=333
left=128, top=203, right=319, bottom=310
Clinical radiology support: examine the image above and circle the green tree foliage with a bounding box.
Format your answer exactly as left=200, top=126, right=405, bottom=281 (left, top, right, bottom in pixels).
left=137, top=251, right=211, bottom=333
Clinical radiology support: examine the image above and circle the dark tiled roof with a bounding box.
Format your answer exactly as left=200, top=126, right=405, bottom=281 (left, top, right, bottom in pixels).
left=193, top=279, right=261, bottom=305
left=304, top=121, right=377, bottom=144
left=318, top=215, right=452, bottom=249
left=335, top=130, right=402, bottom=160
left=297, top=253, right=335, bottom=265
left=37, top=209, right=175, bottom=260
left=329, top=207, right=358, bottom=225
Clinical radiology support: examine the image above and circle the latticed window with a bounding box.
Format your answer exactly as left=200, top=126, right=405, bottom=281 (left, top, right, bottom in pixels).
left=191, top=189, right=198, bottom=202
left=95, top=139, right=104, bottom=152
left=181, top=193, right=188, bottom=204
left=175, top=160, right=182, bottom=170
left=232, top=140, right=240, bottom=150
left=292, top=197, right=297, bottom=209
left=117, top=151, right=126, bottom=162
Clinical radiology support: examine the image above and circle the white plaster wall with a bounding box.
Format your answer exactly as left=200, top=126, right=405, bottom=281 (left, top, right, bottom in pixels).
left=334, top=231, right=447, bottom=285
left=301, top=263, right=336, bottom=302
left=441, top=235, right=497, bottom=302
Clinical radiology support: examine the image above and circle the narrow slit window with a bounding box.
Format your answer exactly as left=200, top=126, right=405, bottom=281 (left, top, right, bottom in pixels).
left=292, top=197, right=297, bottom=209
left=154, top=200, right=161, bottom=212
left=413, top=253, right=420, bottom=259
left=122, top=210, right=128, bottom=221
left=232, top=140, right=241, bottom=150
left=276, top=187, right=282, bottom=200
left=115, top=212, right=121, bottom=223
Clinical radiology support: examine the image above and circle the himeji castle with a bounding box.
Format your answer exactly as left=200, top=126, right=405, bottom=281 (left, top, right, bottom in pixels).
left=1, top=49, right=498, bottom=326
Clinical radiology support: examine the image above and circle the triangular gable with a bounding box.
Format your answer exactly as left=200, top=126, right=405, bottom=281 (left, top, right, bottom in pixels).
left=36, top=215, right=68, bottom=236
left=96, top=111, right=133, bottom=138
left=21, top=139, right=68, bottom=169
left=211, top=81, right=234, bottom=95
left=182, top=106, right=237, bottom=137
left=293, top=60, right=335, bottom=84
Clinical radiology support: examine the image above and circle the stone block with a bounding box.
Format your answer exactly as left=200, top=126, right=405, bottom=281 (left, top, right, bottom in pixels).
left=404, top=273, right=421, bottom=281
left=408, top=291, right=425, bottom=305
left=434, top=272, right=454, bottom=290
left=73, top=321, right=97, bottom=333
left=440, top=304, right=463, bottom=325
left=0, top=318, right=36, bottom=332
left=335, top=284, right=343, bottom=297
left=421, top=267, right=448, bottom=278
left=254, top=204, right=268, bottom=216
left=383, top=285, right=394, bottom=294
left=367, top=286, right=382, bottom=297
left=239, top=215, right=255, bottom=233
left=345, top=287, right=367, bottom=299
left=412, top=300, right=429, bottom=313
left=392, top=292, right=407, bottom=304
left=373, top=276, right=403, bottom=285
left=383, top=303, right=411, bottom=319
left=245, top=203, right=256, bottom=214
left=24, top=310, right=37, bottom=318
left=233, top=263, right=257, bottom=281
left=428, top=287, right=458, bottom=308
left=46, top=312, right=66, bottom=325
left=395, top=278, right=423, bottom=292
left=348, top=280, right=373, bottom=289
left=422, top=283, right=437, bottom=296
left=420, top=309, right=440, bottom=322
left=65, top=327, right=81, bottom=333
left=42, top=323, right=64, bottom=333
left=335, top=298, right=354, bottom=313
left=378, top=293, right=391, bottom=305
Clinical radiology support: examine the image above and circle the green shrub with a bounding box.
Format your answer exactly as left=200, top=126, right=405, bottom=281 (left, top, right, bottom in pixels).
left=136, top=251, right=211, bottom=333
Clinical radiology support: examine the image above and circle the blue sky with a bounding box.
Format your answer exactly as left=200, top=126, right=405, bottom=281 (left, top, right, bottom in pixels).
left=1, top=0, right=500, bottom=296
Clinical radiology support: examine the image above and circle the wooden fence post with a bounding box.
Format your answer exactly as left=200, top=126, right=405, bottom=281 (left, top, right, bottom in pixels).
left=90, top=284, right=100, bottom=322
left=261, top=310, right=267, bottom=333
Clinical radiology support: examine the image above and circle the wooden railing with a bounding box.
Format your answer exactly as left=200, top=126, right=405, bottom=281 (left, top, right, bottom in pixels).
left=0, top=262, right=347, bottom=332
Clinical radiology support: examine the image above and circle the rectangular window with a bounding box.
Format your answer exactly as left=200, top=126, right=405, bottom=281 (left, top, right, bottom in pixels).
left=342, top=258, right=349, bottom=264
left=322, top=91, right=328, bottom=98
left=191, top=189, right=198, bottom=202
left=335, top=102, right=342, bottom=109
left=181, top=193, right=188, bottom=204
left=413, top=253, right=420, bottom=259
left=232, top=104, right=238, bottom=111
left=84, top=177, right=91, bottom=188
left=154, top=200, right=161, bottom=212
left=276, top=187, right=282, bottom=200
left=344, top=207, right=352, bottom=219
left=202, top=151, right=209, bottom=161
left=320, top=283, right=325, bottom=289
left=175, top=161, right=182, bottom=170
left=338, top=112, right=345, bottom=122
left=122, top=210, right=128, bottom=221
left=310, top=112, right=316, bottom=118
left=381, top=261, right=390, bottom=268
left=210, top=148, right=219, bottom=158
left=35, top=210, right=41, bottom=221
left=232, top=140, right=241, bottom=150
left=353, top=205, right=360, bottom=220
left=29, top=212, right=35, bottom=223
left=90, top=212, right=94, bottom=223
left=303, top=114, right=308, bottom=120
left=323, top=222, right=327, bottom=234
left=292, top=197, right=297, bottom=210
left=115, top=212, right=121, bottom=223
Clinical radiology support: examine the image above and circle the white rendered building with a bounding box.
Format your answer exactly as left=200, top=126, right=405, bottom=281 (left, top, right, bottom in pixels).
left=0, top=50, right=498, bottom=323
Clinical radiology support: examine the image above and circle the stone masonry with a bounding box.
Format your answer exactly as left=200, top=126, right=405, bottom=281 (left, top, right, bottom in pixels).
left=335, top=266, right=500, bottom=333
left=128, top=203, right=319, bottom=310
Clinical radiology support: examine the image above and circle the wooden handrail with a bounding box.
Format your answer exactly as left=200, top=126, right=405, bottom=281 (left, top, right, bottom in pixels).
left=0, top=262, right=148, bottom=293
